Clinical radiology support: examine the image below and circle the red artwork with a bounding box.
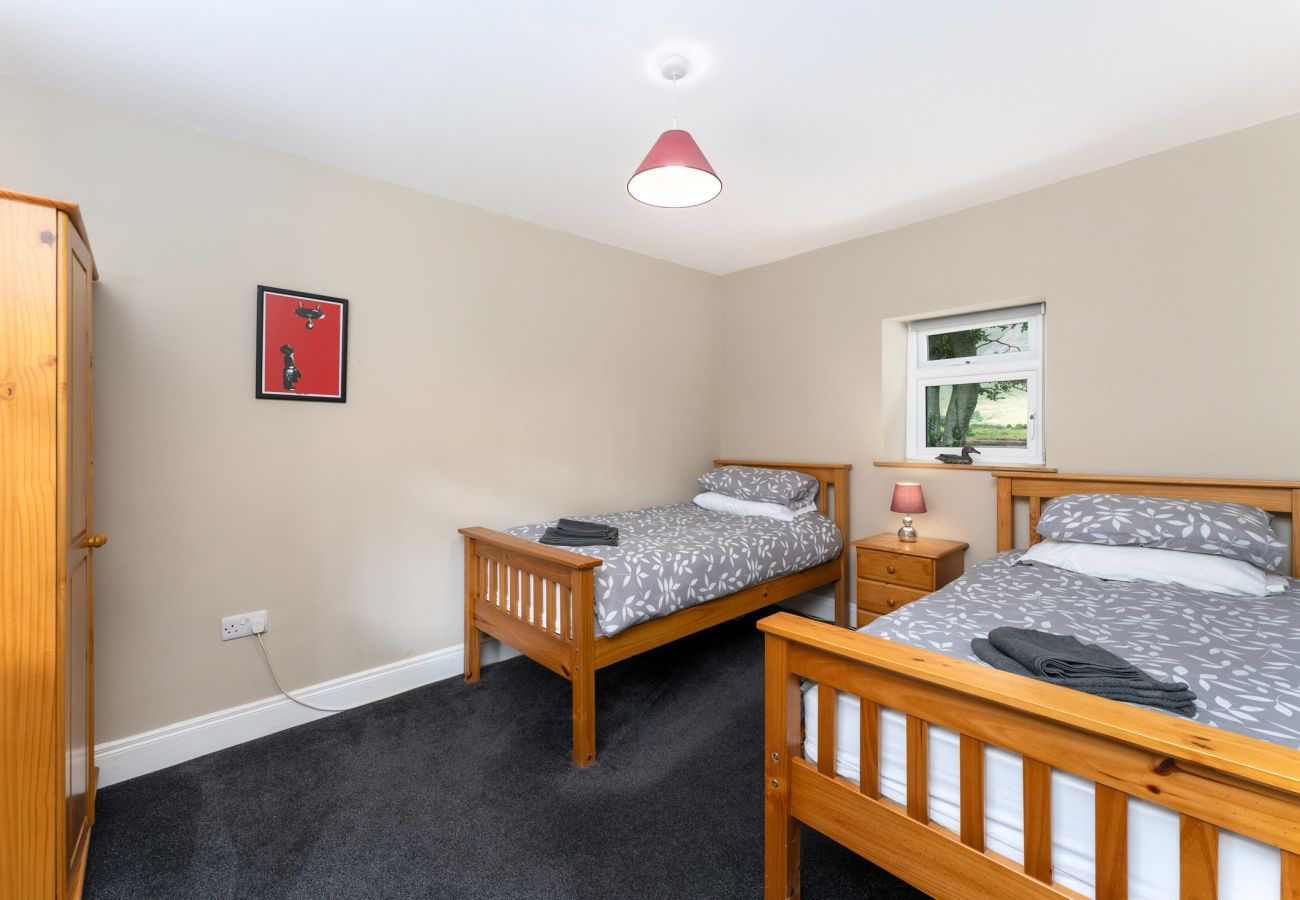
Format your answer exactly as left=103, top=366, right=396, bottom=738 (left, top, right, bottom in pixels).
left=256, top=286, right=348, bottom=402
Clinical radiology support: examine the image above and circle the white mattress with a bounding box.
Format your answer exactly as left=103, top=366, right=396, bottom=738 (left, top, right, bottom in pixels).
left=803, top=685, right=1281, bottom=899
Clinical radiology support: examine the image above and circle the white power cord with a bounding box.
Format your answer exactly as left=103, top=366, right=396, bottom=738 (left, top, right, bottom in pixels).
left=254, top=631, right=356, bottom=713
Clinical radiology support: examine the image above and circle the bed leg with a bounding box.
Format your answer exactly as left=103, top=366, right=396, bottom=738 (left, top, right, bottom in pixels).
left=464, top=623, right=481, bottom=683
left=833, top=572, right=849, bottom=628
left=571, top=660, right=596, bottom=766
left=571, top=567, right=597, bottom=766
left=765, top=634, right=801, bottom=899
left=464, top=539, right=481, bottom=683
left=765, top=815, right=799, bottom=900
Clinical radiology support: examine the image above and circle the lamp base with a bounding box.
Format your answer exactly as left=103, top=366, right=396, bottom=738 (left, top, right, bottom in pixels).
left=897, top=514, right=918, bottom=543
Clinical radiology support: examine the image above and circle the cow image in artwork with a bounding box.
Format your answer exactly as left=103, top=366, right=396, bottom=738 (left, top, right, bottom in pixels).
left=256, top=285, right=349, bottom=402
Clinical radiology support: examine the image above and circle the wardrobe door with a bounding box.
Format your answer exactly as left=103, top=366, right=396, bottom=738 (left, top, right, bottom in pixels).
left=0, top=195, right=61, bottom=900
left=61, top=215, right=96, bottom=899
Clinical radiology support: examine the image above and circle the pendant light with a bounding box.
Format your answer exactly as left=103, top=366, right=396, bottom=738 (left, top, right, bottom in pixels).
left=628, top=56, right=722, bottom=208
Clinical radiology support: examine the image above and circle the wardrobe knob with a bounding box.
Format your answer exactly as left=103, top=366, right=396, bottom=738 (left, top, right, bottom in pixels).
left=85, top=533, right=109, bottom=549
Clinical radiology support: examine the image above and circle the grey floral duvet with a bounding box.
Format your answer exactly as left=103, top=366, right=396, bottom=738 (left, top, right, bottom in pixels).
left=506, top=503, right=843, bottom=637
left=865, top=551, right=1300, bottom=748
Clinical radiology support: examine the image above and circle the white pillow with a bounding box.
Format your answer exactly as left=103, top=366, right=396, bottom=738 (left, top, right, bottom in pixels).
left=1018, top=539, right=1288, bottom=598
left=693, top=491, right=818, bottom=522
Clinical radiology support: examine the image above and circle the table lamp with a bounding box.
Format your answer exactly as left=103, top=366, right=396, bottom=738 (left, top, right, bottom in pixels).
left=890, top=482, right=926, bottom=543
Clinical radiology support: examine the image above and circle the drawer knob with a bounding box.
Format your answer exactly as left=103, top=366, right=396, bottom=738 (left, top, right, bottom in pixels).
left=886, top=565, right=896, bottom=574
left=886, top=597, right=896, bottom=607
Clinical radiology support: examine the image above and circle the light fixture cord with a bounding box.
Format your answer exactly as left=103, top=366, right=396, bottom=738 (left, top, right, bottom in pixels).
left=671, top=75, right=678, bottom=129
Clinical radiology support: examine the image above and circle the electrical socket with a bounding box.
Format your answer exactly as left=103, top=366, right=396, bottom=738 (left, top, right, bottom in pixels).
left=221, top=610, right=268, bottom=641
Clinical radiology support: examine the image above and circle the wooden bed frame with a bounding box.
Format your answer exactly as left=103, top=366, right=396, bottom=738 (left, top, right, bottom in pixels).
left=762, top=471, right=1300, bottom=900
left=459, top=459, right=850, bottom=766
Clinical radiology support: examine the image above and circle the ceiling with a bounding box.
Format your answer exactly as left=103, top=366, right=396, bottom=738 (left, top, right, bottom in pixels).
left=4, top=1, right=1300, bottom=275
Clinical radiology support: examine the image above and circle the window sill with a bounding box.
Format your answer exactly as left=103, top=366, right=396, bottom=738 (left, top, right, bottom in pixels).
left=873, top=460, right=1057, bottom=474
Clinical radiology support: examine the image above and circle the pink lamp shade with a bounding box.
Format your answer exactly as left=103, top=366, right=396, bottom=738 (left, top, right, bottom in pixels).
left=889, top=482, right=927, bottom=515
left=627, top=129, right=722, bottom=208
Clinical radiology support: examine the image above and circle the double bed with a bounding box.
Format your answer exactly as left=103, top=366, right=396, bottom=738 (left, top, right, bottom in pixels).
left=763, top=472, right=1300, bottom=900
left=460, top=459, right=849, bottom=766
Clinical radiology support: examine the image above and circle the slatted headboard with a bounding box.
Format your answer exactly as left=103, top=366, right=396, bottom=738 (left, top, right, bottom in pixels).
left=993, top=472, right=1300, bottom=578
left=712, top=459, right=852, bottom=626
left=713, top=459, right=851, bottom=541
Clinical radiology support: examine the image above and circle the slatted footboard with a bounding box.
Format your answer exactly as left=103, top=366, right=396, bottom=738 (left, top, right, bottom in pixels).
left=459, top=526, right=600, bottom=765
left=460, top=459, right=851, bottom=768
left=760, top=612, right=1300, bottom=900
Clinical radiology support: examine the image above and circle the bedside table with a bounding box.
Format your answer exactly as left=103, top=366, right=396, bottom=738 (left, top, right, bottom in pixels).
left=851, top=534, right=968, bottom=627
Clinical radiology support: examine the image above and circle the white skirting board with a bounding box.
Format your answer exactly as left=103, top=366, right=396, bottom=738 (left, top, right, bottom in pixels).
left=94, top=639, right=519, bottom=788
left=96, top=589, right=833, bottom=788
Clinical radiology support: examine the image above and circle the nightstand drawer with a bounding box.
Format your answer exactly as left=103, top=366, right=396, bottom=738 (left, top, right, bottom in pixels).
left=857, top=579, right=928, bottom=618
left=856, top=548, right=933, bottom=590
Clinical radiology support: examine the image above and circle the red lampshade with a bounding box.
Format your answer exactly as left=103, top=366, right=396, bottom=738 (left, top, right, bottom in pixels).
left=627, top=129, right=722, bottom=208
left=890, top=482, right=927, bottom=515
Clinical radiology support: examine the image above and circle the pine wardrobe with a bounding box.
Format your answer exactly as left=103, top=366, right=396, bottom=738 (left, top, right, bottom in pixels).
left=1, top=189, right=101, bottom=900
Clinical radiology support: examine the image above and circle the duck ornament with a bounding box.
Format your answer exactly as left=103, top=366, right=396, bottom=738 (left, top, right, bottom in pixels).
left=936, top=445, right=981, bottom=465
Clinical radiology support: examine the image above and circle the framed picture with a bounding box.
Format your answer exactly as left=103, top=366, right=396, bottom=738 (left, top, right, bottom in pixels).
left=255, top=285, right=349, bottom=402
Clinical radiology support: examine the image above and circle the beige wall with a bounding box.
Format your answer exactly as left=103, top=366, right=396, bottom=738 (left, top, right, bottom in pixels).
left=720, top=112, right=1300, bottom=573
left=1, top=76, right=722, bottom=741
left=7, top=73, right=1300, bottom=743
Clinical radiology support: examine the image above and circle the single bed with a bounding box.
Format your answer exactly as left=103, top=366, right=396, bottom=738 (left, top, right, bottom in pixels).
left=761, top=472, right=1300, bottom=900
left=460, top=459, right=850, bottom=766
left=502, top=501, right=843, bottom=638
left=804, top=549, right=1300, bottom=897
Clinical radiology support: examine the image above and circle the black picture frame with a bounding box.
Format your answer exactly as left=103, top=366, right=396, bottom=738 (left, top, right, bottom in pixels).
left=255, top=285, right=349, bottom=403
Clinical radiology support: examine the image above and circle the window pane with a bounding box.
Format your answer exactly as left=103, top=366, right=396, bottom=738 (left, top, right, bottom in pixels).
left=926, top=321, right=1029, bottom=362
left=924, top=380, right=1029, bottom=448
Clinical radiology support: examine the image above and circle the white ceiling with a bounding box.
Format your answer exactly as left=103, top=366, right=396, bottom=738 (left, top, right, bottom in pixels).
left=4, top=1, right=1300, bottom=274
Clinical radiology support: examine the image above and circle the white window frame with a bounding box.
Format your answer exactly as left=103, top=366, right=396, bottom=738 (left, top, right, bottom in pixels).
left=905, top=303, right=1045, bottom=465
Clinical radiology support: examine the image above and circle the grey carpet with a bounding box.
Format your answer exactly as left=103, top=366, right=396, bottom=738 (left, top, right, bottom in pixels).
left=85, top=612, right=924, bottom=899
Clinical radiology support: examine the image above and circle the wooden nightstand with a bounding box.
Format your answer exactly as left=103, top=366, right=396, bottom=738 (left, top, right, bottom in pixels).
left=851, top=533, right=968, bottom=627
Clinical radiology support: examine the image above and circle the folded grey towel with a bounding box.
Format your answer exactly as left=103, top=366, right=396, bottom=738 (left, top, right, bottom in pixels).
left=539, top=529, right=618, bottom=547
left=988, top=626, right=1174, bottom=684
left=539, top=519, right=619, bottom=547
left=554, top=518, right=617, bottom=537
left=972, top=634, right=1197, bottom=718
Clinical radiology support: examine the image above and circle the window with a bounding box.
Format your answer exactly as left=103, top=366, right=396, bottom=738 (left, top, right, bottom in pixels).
left=905, top=304, right=1044, bottom=465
